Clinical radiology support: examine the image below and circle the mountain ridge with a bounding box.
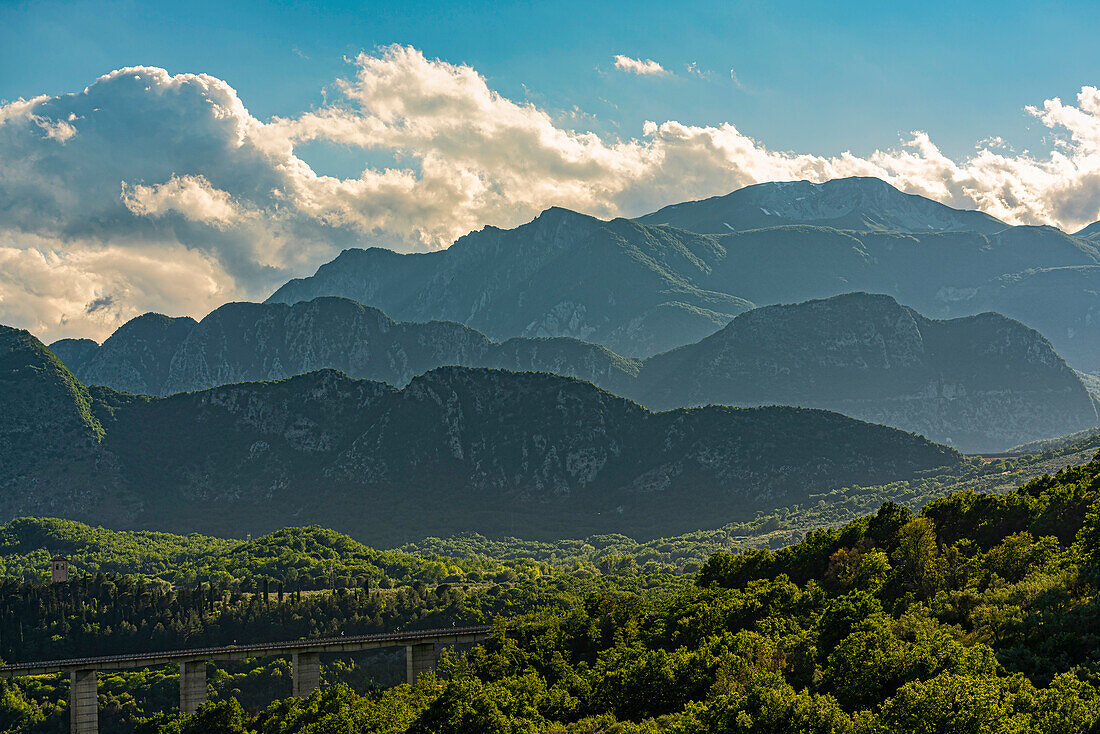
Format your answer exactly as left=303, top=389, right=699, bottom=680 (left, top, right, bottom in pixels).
left=636, top=176, right=1009, bottom=234
left=55, top=297, right=641, bottom=397
left=263, top=180, right=1100, bottom=369
left=5, top=324, right=961, bottom=543
left=1076, top=220, right=1100, bottom=240
left=632, top=292, right=1098, bottom=451
left=48, top=293, right=1098, bottom=452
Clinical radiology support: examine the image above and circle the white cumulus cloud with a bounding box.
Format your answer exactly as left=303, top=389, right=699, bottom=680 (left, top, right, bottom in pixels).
left=121, top=174, right=242, bottom=227
left=612, top=55, right=670, bottom=76
left=1, top=46, right=1100, bottom=343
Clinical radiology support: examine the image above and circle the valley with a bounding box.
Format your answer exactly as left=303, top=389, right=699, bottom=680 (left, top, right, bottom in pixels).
left=7, top=5, right=1100, bottom=729
left=4, top=176, right=1100, bottom=734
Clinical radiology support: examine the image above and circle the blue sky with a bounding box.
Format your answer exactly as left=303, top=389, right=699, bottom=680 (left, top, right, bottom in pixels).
left=4, top=0, right=1098, bottom=161
left=2, top=0, right=1100, bottom=341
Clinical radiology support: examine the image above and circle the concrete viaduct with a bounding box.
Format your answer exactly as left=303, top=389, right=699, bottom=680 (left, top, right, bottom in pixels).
left=0, top=624, right=494, bottom=734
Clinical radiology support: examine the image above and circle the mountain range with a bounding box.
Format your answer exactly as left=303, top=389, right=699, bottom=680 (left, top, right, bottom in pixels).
left=48, top=292, right=1097, bottom=452
left=635, top=176, right=1009, bottom=234
left=49, top=297, right=640, bottom=397
left=2, top=324, right=961, bottom=544
left=265, top=177, right=1100, bottom=372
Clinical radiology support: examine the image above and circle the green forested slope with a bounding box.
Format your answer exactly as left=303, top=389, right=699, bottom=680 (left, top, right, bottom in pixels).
left=157, top=450, right=1100, bottom=732
left=5, top=450, right=1100, bottom=730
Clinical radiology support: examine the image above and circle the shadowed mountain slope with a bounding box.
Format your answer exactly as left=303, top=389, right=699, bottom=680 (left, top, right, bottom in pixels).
left=49, top=293, right=1097, bottom=452
left=5, top=325, right=961, bottom=543
left=54, top=297, right=639, bottom=397
left=47, top=338, right=99, bottom=375
left=631, top=293, right=1098, bottom=452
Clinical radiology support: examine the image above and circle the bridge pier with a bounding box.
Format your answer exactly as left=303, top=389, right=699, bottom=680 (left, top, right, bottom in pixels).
left=405, top=643, right=436, bottom=684
left=292, top=652, right=320, bottom=697
left=1, top=625, right=494, bottom=724
left=70, top=668, right=98, bottom=734
left=179, top=660, right=207, bottom=715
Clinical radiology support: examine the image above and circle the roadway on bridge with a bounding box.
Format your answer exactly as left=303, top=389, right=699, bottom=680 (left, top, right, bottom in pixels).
left=0, top=624, right=497, bottom=677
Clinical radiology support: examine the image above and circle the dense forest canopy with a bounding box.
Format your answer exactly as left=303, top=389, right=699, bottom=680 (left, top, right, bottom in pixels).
left=4, top=448, right=1100, bottom=731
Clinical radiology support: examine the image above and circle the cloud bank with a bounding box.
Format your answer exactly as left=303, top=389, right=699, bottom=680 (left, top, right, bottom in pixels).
left=1, top=45, right=1100, bottom=341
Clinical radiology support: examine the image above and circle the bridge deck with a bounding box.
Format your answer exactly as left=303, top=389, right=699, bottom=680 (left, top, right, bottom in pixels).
left=0, top=625, right=495, bottom=677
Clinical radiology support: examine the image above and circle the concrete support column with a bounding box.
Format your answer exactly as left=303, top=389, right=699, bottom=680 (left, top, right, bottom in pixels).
left=179, top=660, right=207, bottom=715
left=292, top=652, right=320, bottom=697
left=69, top=669, right=98, bottom=734
left=405, top=643, right=436, bottom=684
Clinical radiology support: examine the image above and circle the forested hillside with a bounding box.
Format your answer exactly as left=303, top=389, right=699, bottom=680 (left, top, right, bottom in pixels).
left=149, top=449, right=1100, bottom=731
left=5, top=449, right=1100, bottom=731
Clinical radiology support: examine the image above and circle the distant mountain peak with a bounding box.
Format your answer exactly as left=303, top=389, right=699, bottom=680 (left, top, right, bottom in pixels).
left=638, top=175, right=1007, bottom=235
left=1077, top=220, right=1100, bottom=240
left=516, top=205, right=600, bottom=234
left=262, top=177, right=1100, bottom=373
left=535, top=205, right=588, bottom=219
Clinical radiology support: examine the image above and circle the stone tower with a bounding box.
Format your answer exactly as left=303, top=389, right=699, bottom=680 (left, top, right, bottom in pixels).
left=50, top=556, right=69, bottom=583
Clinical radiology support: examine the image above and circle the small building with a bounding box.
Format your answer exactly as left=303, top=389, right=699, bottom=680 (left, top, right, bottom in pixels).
left=50, top=556, right=70, bottom=583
